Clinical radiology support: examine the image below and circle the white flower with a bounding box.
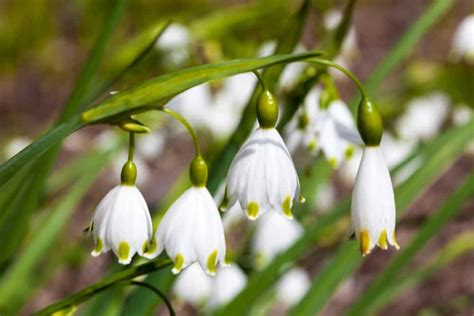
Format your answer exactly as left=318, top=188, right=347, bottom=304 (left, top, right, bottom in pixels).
left=276, top=267, right=311, bottom=306
left=91, top=185, right=153, bottom=264
left=144, top=186, right=226, bottom=275
left=168, top=84, right=213, bottom=129
left=451, top=14, right=474, bottom=64
left=396, top=92, right=450, bottom=142
left=380, top=132, right=415, bottom=169
left=173, top=262, right=211, bottom=306
left=223, top=127, right=302, bottom=220
left=208, top=265, right=247, bottom=309
left=351, top=146, right=399, bottom=255
left=315, top=99, right=362, bottom=168
left=252, top=211, right=303, bottom=266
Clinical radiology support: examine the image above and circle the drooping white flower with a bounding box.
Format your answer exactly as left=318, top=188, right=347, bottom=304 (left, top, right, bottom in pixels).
left=144, top=184, right=226, bottom=275
left=351, top=146, right=399, bottom=255
left=252, top=211, right=303, bottom=267
left=276, top=267, right=311, bottom=306
left=91, top=185, right=153, bottom=264
left=315, top=99, right=362, bottom=168
left=208, top=265, right=247, bottom=309
left=396, top=92, right=450, bottom=142
left=451, top=14, right=474, bottom=64
left=173, top=262, right=211, bottom=306
left=223, top=127, right=302, bottom=220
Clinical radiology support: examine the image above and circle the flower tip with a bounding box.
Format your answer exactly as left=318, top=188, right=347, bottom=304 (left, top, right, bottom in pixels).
left=392, top=232, right=401, bottom=250
left=299, top=195, right=306, bottom=203
left=172, top=254, right=185, bottom=274
left=91, top=250, right=101, bottom=257
left=359, top=230, right=371, bottom=256
left=282, top=195, right=293, bottom=219
left=378, top=230, right=388, bottom=250
left=246, top=202, right=260, bottom=220
left=118, top=258, right=132, bottom=265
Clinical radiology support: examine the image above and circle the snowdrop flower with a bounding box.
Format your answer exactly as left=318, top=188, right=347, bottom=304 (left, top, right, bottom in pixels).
left=276, top=268, right=311, bottom=306
left=396, top=92, right=450, bottom=142
left=315, top=99, right=362, bottom=168
left=208, top=265, right=247, bottom=309
left=253, top=211, right=303, bottom=266
left=452, top=104, right=473, bottom=126
left=173, top=262, right=211, bottom=306
left=145, top=156, right=226, bottom=275
left=91, top=157, right=152, bottom=264
left=451, top=14, right=474, bottom=64
left=223, top=89, right=303, bottom=220
left=351, top=98, right=399, bottom=255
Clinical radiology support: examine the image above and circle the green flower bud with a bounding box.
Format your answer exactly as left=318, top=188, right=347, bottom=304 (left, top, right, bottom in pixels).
left=118, top=118, right=150, bottom=134
left=121, top=160, right=137, bottom=186
left=190, top=156, right=208, bottom=187
left=257, top=89, right=278, bottom=128
left=357, top=98, right=383, bottom=146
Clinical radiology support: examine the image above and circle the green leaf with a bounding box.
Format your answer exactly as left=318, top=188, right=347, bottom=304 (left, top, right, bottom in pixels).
left=352, top=0, right=455, bottom=107
left=0, top=151, right=109, bottom=314
left=347, top=172, right=474, bottom=316
left=366, top=230, right=474, bottom=314
left=32, top=258, right=172, bottom=316
left=0, top=51, right=322, bottom=190
left=217, top=120, right=473, bottom=316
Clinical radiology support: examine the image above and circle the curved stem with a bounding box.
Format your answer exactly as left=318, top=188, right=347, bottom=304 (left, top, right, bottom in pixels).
left=159, top=107, right=201, bottom=156
left=252, top=70, right=266, bottom=90
left=33, top=258, right=172, bottom=316
left=128, top=132, right=135, bottom=161
left=310, top=57, right=369, bottom=100
left=125, top=281, right=176, bottom=316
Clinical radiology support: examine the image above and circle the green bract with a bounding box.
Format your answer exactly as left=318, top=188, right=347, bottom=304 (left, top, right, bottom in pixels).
left=189, top=156, right=208, bottom=187
left=121, top=161, right=137, bottom=186
left=257, top=89, right=279, bottom=128
left=357, top=98, right=383, bottom=146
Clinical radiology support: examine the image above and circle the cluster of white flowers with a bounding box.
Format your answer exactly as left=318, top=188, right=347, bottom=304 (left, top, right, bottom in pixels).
left=451, top=14, right=474, bottom=64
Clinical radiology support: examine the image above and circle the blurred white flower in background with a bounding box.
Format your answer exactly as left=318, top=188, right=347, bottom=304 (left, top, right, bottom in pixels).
left=252, top=211, right=303, bottom=267
left=173, top=262, right=211, bottom=306
left=380, top=132, right=415, bottom=169
left=155, top=23, right=191, bottom=66
left=3, top=136, right=31, bottom=160
left=276, top=267, right=311, bottom=306
left=452, top=104, right=473, bottom=126
left=135, top=130, right=165, bottom=160
left=94, top=129, right=121, bottom=151
left=208, top=265, right=247, bottom=309
left=314, top=182, right=337, bottom=213
left=396, top=92, right=450, bottom=142
left=451, top=14, right=474, bottom=64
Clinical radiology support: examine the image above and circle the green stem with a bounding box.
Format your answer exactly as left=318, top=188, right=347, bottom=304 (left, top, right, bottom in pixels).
left=252, top=70, right=266, bottom=90
left=310, top=57, right=369, bottom=100
left=33, top=258, right=172, bottom=316
left=128, top=132, right=135, bottom=161
left=159, top=108, right=201, bottom=156
left=125, top=281, right=176, bottom=316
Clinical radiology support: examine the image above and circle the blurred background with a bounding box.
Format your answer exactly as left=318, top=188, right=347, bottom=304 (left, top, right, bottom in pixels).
left=0, top=0, right=473, bottom=315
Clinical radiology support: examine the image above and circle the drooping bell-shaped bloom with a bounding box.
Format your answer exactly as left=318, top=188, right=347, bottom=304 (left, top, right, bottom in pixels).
left=223, top=127, right=302, bottom=220
left=252, top=211, right=303, bottom=267
left=91, top=184, right=153, bottom=264
left=208, top=265, right=247, bottom=309
left=173, top=262, right=212, bottom=306
left=451, top=14, right=474, bottom=64
left=276, top=267, right=311, bottom=307
left=145, top=157, right=226, bottom=275
left=351, top=146, right=399, bottom=255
